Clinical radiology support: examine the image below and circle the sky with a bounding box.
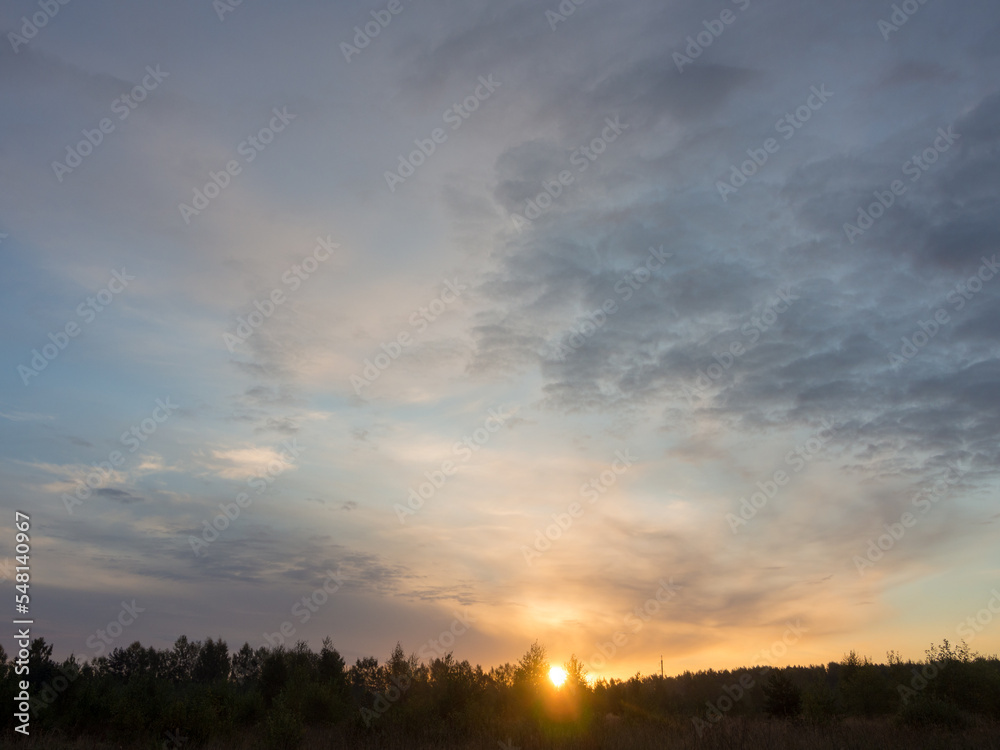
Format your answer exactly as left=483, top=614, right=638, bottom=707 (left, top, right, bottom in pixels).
left=1, top=0, right=999, bottom=681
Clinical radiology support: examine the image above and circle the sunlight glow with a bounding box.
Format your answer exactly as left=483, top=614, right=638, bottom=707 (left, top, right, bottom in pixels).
left=549, top=666, right=568, bottom=687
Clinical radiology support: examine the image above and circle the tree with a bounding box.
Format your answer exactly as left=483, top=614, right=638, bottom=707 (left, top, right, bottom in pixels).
left=165, top=636, right=200, bottom=682
left=349, top=655, right=383, bottom=697
left=385, top=642, right=418, bottom=681
left=564, top=654, right=589, bottom=690
left=838, top=651, right=892, bottom=715
left=840, top=649, right=865, bottom=682
left=318, top=637, right=346, bottom=685
left=194, top=637, right=229, bottom=682
left=231, top=642, right=266, bottom=685
left=763, top=670, right=802, bottom=718
left=28, top=638, right=57, bottom=687
left=927, top=638, right=975, bottom=665
left=284, top=640, right=318, bottom=682
left=514, top=641, right=548, bottom=689
left=489, top=662, right=516, bottom=689
left=260, top=647, right=290, bottom=707
left=106, top=641, right=159, bottom=681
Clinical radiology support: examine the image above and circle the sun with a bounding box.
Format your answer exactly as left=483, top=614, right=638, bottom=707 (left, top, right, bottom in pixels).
left=549, top=666, right=568, bottom=687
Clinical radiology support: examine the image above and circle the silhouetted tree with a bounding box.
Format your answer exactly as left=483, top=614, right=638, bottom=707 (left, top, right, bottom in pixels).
left=349, top=655, right=383, bottom=698
left=106, top=641, right=160, bottom=681
left=260, top=647, right=289, bottom=707
left=514, top=641, right=548, bottom=689
left=763, top=670, right=803, bottom=718
left=489, top=662, right=516, bottom=688
left=194, top=637, right=229, bottom=682
left=838, top=650, right=893, bottom=715
left=386, top=642, right=418, bottom=679
left=232, top=642, right=266, bottom=685
left=318, top=637, right=346, bottom=685
left=165, top=635, right=200, bottom=682
left=25, top=637, right=58, bottom=690
left=285, top=640, right=318, bottom=683
left=564, top=654, right=589, bottom=690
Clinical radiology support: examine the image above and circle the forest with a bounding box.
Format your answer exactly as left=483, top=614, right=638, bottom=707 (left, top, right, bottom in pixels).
left=2, top=635, right=999, bottom=749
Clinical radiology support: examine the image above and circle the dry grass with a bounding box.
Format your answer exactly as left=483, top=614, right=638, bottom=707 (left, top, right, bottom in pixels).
left=10, top=716, right=1000, bottom=750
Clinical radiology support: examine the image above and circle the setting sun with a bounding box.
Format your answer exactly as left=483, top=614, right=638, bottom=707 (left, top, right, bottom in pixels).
left=549, top=666, right=568, bottom=687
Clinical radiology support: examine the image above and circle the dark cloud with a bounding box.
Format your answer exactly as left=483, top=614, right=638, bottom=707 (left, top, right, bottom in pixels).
left=96, top=488, right=145, bottom=504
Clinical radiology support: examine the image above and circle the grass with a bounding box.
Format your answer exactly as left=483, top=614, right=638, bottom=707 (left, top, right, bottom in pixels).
left=9, top=715, right=1000, bottom=750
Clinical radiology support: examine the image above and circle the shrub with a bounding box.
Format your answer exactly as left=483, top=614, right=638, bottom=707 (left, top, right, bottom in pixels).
left=264, top=694, right=305, bottom=750
left=762, top=671, right=802, bottom=718
left=899, top=697, right=967, bottom=729
left=802, top=682, right=839, bottom=720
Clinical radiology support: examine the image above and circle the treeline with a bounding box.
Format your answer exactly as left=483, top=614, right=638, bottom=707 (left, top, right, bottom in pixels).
left=1, top=636, right=998, bottom=747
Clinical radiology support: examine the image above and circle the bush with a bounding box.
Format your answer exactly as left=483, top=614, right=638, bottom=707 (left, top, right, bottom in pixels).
left=802, top=682, right=839, bottom=721
left=899, top=697, right=967, bottom=729
left=263, top=694, right=305, bottom=750
left=233, top=688, right=265, bottom=726
left=763, top=671, right=802, bottom=718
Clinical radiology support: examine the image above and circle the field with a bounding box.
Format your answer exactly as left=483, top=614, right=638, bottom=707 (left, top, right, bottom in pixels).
left=8, top=717, right=1000, bottom=750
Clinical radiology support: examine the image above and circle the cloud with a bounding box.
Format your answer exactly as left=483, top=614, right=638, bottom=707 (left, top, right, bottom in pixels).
left=3, top=0, right=999, bottom=674
left=192, top=445, right=300, bottom=481
left=0, top=410, right=54, bottom=421
left=96, top=487, right=145, bottom=504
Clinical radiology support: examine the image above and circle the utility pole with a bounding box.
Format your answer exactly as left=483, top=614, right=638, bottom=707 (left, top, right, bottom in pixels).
left=660, top=655, right=663, bottom=678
